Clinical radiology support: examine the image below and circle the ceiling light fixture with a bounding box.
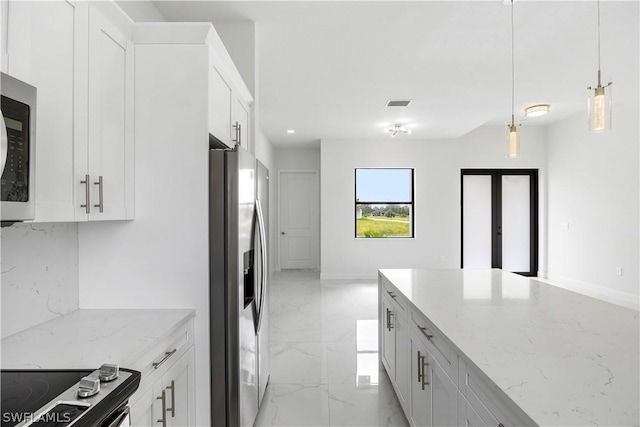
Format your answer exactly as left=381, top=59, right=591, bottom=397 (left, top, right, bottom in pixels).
left=286, top=129, right=295, bottom=134
left=587, top=0, right=612, bottom=133
left=506, top=0, right=520, bottom=159
left=524, top=104, right=550, bottom=118
left=386, top=124, right=411, bottom=137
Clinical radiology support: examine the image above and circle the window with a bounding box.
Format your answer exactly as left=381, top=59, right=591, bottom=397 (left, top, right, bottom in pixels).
left=355, top=168, right=414, bottom=238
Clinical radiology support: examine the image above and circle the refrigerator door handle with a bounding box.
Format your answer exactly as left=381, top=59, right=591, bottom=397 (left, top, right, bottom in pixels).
left=255, top=198, right=268, bottom=332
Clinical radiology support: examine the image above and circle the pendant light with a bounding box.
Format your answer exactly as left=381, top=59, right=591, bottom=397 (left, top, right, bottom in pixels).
left=587, top=0, right=612, bottom=133
left=506, top=0, right=520, bottom=159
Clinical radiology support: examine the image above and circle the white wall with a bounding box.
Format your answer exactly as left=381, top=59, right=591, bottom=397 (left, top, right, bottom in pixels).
left=546, top=105, right=639, bottom=308
left=274, top=147, right=321, bottom=270
left=78, top=43, right=211, bottom=425
left=320, top=126, right=548, bottom=280
left=1, top=223, right=79, bottom=338
left=213, top=21, right=255, bottom=98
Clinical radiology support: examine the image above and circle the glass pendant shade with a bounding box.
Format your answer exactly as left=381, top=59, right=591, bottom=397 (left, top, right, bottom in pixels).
left=507, top=124, right=520, bottom=159
left=588, top=83, right=612, bottom=133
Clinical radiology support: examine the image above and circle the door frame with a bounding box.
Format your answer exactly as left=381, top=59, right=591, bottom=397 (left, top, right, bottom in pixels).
left=460, top=169, right=539, bottom=276
left=277, top=169, right=320, bottom=271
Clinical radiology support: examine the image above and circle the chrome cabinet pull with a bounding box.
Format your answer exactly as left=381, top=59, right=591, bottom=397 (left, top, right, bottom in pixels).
left=94, top=175, right=103, bottom=213
left=419, top=326, right=433, bottom=341
left=386, top=290, right=397, bottom=299
left=417, top=350, right=423, bottom=383
left=386, top=308, right=394, bottom=331
left=157, top=390, right=167, bottom=427
left=153, top=349, right=177, bottom=369
left=166, top=380, right=175, bottom=417
left=80, top=174, right=91, bottom=214
left=238, top=123, right=242, bottom=146
left=421, top=356, right=429, bottom=390
left=233, top=121, right=240, bottom=145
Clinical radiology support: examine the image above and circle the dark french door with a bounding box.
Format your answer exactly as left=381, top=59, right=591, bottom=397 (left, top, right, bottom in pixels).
left=461, top=169, right=538, bottom=276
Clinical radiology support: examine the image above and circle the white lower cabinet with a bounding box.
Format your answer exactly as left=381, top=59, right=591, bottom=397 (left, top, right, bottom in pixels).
left=409, top=330, right=458, bottom=427
left=130, top=348, right=195, bottom=427
left=129, top=320, right=196, bottom=427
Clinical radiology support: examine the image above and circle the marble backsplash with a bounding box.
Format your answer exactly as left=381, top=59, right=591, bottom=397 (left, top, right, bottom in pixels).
left=1, top=223, right=79, bottom=338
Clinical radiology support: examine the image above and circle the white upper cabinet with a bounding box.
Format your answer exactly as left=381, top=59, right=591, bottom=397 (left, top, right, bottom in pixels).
left=208, top=66, right=233, bottom=147
left=135, top=23, right=254, bottom=153
left=79, top=2, right=135, bottom=221
left=3, top=1, right=135, bottom=223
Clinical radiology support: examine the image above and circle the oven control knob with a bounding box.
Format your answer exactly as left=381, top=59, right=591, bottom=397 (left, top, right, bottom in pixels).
left=77, top=376, right=100, bottom=398
left=99, top=364, right=119, bottom=382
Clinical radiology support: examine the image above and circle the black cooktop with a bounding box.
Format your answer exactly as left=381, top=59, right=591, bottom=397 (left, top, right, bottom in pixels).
left=1, top=368, right=140, bottom=427
left=1, top=370, right=92, bottom=426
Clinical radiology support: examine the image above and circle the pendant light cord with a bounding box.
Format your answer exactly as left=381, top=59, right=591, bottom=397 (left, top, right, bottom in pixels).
left=510, top=0, right=515, bottom=126
left=597, top=0, right=601, bottom=71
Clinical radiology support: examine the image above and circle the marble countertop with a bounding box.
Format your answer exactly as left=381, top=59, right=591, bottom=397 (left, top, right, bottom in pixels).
left=379, top=268, right=639, bottom=427
left=1, top=309, right=195, bottom=369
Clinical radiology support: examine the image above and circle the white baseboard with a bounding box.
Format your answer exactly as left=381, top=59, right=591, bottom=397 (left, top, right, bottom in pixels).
left=542, top=274, right=639, bottom=311
left=319, top=271, right=378, bottom=280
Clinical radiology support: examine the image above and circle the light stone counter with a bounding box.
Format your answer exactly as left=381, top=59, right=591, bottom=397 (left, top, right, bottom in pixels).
left=1, top=309, right=195, bottom=369
left=379, top=268, right=639, bottom=427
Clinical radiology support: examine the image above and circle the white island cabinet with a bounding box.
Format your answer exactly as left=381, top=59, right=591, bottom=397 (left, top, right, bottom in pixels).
left=379, top=269, right=640, bottom=427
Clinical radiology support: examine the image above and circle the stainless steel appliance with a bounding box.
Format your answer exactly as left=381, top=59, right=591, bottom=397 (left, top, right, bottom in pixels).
left=1, top=364, right=140, bottom=427
left=1, top=72, right=36, bottom=224
left=209, top=145, right=270, bottom=427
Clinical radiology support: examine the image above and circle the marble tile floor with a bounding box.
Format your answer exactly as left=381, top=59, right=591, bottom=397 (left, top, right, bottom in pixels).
left=255, top=270, right=408, bottom=427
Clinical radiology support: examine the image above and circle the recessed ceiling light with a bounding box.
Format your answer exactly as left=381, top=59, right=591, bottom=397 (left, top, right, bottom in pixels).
left=524, top=104, right=550, bottom=117
left=286, top=129, right=295, bottom=134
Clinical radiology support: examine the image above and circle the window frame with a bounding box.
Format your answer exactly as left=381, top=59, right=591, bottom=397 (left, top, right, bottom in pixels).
left=354, top=167, right=415, bottom=239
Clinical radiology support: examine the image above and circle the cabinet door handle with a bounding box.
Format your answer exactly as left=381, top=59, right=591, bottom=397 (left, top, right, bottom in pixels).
left=386, top=290, right=397, bottom=299
left=233, top=121, right=240, bottom=145
left=417, top=350, right=423, bottom=383
left=166, top=380, right=176, bottom=417
left=80, top=174, right=91, bottom=214
left=421, top=356, right=429, bottom=390
left=94, top=176, right=104, bottom=213
left=238, top=123, right=242, bottom=146
left=157, top=390, right=167, bottom=427
left=419, top=326, right=433, bottom=341
left=153, top=349, right=177, bottom=369
left=388, top=310, right=394, bottom=330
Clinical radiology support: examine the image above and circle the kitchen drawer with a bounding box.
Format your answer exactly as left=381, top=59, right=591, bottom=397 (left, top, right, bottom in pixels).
left=380, top=275, right=407, bottom=313
left=129, top=318, right=194, bottom=388
left=462, top=360, right=533, bottom=427
left=409, top=307, right=458, bottom=386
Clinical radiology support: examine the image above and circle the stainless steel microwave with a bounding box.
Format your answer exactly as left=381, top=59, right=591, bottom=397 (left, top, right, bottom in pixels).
left=1, top=72, right=36, bottom=224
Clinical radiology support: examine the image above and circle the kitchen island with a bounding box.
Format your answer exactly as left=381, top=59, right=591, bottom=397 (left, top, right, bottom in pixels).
left=379, top=268, right=639, bottom=427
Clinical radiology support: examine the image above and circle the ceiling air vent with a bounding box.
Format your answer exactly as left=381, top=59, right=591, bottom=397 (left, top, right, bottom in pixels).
left=386, top=99, right=412, bottom=107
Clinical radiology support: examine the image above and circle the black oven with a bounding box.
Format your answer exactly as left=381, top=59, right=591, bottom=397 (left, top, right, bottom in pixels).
left=1, top=72, right=36, bottom=225
left=1, top=365, right=140, bottom=427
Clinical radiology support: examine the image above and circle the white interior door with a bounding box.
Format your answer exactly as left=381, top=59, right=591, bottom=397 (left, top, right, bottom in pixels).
left=279, top=171, right=319, bottom=269
left=501, top=175, right=531, bottom=272
left=462, top=175, right=492, bottom=268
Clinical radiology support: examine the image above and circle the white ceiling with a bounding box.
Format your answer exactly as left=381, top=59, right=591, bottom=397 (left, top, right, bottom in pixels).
left=151, top=1, right=639, bottom=148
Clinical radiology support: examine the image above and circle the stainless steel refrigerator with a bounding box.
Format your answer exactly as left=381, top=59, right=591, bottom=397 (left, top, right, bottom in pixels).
left=209, top=145, right=270, bottom=427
